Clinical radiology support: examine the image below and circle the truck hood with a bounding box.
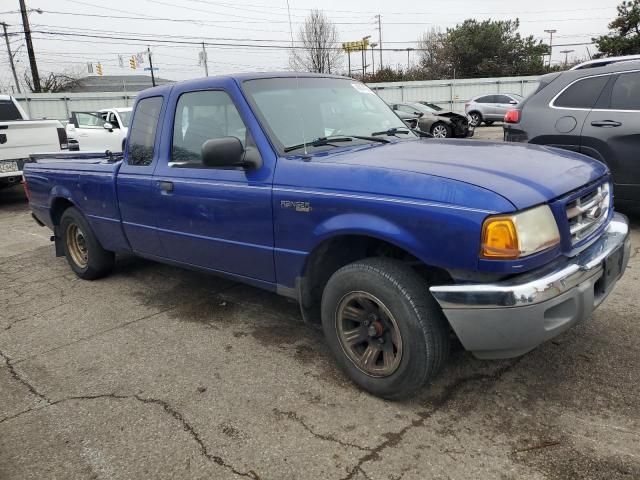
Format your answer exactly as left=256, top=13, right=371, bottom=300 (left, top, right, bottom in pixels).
left=319, top=139, right=608, bottom=209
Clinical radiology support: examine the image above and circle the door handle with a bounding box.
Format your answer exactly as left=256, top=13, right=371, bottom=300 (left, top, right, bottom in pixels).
left=157, top=180, right=174, bottom=193
left=590, top=120, right=622, bottom=128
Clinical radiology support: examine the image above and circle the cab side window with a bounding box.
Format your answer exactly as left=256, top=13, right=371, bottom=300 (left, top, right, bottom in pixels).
left=553, top=75, right=610, bottom=109
left=171, top=90, right=247, bottom=168
left=610, top=72, right=640, bottom=110
left=127, top=97, right=163, bottom=166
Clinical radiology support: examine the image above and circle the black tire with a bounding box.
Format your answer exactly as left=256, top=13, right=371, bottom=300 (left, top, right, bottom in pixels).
left=430, top=122, right=452, bottom=138
left=321, top=258, right=450, bottom=400
left=484, top=120, right=494, bottom=126
left=468, top=111, right=482, bottom=127
left=60, top=207, right=115, bottom=280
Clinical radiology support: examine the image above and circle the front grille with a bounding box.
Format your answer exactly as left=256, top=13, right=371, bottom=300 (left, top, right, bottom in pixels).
left=566, top=183, right=611, bottom=245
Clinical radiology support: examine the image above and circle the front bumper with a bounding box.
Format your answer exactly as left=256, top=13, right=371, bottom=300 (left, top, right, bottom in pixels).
left=430, top=213, right=631, bottom=359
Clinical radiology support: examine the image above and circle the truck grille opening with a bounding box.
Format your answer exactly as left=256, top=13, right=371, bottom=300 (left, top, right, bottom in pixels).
left=566, top=183, right=610, bottom=245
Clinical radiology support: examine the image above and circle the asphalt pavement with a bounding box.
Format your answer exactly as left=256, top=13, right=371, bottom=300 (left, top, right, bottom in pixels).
left=1, top=143, right=639, bottom=479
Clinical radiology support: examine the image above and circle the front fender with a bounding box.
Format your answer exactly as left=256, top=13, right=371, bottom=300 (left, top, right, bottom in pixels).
left=312, top=212, right=426, bottom=262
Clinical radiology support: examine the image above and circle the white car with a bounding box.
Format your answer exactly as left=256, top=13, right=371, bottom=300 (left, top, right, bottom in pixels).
left=0, top=95, right=67, bottom=189
left=65, top=107, right=132, bottom=152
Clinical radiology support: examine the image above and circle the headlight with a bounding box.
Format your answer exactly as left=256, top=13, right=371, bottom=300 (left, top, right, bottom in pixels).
left=481, top=205, right=560, bottom=259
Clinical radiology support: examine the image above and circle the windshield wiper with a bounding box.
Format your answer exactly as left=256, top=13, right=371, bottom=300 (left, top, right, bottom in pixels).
left=371, top=127, right=412, bottom=137
left=284, top=135, right=389, bottom=153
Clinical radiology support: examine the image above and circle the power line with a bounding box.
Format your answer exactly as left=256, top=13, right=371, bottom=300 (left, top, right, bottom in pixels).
left=26, top=28, right=598, bottom=51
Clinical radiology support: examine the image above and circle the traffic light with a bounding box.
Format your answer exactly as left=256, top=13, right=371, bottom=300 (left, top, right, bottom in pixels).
left=96, top=63, right=103, bottom=76
left=129, top=56, right=137, bottom=70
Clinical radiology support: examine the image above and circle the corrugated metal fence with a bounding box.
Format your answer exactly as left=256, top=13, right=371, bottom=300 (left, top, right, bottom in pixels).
left=13, top=92, right=137, bottom=121
left=12, top=75, right=541, bottom=120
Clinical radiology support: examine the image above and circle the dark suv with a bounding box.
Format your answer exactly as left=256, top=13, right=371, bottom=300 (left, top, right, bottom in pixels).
left=504, top=56, right=640, bottom=206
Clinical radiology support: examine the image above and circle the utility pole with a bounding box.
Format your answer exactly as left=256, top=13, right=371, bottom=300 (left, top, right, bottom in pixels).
left=19, top=0, right=40, bottom=92
left=376, top=14, right=382, bottom=70
left=544, top=29, right=556, bottom=67
left=201, top=42, right=209, bottom=77
left=1, top=22, right=21, bottom=93
left=347, top=51, right=351, bottom=76
left=406, top=48, right=414, bottom=71
left=147, top=46, right=156, bottom=87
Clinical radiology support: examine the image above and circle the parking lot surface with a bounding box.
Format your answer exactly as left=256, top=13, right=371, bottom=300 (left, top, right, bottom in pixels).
left=1, top=171, right=639, bottom=479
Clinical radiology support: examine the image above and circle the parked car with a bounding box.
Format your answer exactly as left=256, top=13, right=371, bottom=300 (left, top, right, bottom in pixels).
left=23, top=73, right=630, bottom=399
left=66, top=107, right=132, bottom=152
left=503, top=56, right=640, bottom=207
left=465, top=94, right=523, bottom=126
left=390, top=102, right=472, bottom=138
left=0, top=95, right=68, bottom=189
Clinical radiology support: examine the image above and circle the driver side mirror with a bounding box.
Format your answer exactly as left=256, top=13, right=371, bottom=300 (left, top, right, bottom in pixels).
left=103, top=122, right=114, bottom=132
left=201, top=137, right=261, bottom=169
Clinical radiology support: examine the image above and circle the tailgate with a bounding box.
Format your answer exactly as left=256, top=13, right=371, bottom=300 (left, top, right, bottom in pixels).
left=0, top=120, right=64, bottom=161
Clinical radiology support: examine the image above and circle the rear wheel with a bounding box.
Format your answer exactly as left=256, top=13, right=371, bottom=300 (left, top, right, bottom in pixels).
left=321, top=258, right=450, bottom=399
left=60, top=207, right=114, bottom=280
left=430, top=122, right=452, bottom=138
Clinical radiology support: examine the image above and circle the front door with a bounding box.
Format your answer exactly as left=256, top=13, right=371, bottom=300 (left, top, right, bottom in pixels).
left=70, top=111, right=117, bottom=151
left=581, top=71, right=640, bottom=203
left=152, top=87, right=275, bottom=283
left=116, top=96, right=165, bottom=256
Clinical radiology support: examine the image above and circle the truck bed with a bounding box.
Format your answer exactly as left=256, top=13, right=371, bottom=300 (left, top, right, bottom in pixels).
left=25, top=153, right=129, bottom=253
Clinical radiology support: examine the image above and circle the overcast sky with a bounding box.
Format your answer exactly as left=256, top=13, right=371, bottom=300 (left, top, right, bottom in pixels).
left=0, top=0, right=624, bottom=91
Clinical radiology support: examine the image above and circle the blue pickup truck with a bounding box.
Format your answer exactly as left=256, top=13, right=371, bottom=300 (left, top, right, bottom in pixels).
left=23, top=73, right=631, bottom=399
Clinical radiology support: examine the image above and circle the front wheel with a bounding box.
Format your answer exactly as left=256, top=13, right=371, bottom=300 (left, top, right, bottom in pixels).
left=430, top=122, right=452, bottom=138
left=468, top=112, right=482, bottom=127
left=60, top=207, right=115, bottom=280
left=321, top=258, right=450, bottom=399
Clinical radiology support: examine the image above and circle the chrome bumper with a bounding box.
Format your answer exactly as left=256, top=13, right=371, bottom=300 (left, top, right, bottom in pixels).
left=430, top=213, right=631, bottom=359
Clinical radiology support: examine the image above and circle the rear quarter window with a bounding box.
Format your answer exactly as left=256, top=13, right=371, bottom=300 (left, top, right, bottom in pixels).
left=553, top=75, right=610, bottom=109
left=127, top=97, right=163, bottom=166
left=610, top=71, right=640, bottom=110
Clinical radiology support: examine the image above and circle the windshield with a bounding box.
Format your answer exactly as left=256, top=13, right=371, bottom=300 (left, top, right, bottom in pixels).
left=242, top=77, right=415, bottom=153
left=119, top=110, right=132, bottom=127
left=420, top=102, right=443, bottom=111
left=407, top=103, right=438, bottom=114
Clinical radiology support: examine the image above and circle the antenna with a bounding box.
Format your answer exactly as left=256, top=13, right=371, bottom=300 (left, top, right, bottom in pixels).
left=286, top=0, right=307, bottom=155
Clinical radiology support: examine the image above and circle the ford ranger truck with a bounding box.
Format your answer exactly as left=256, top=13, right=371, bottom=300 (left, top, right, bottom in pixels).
left=22, top=74, right=631, bottom=399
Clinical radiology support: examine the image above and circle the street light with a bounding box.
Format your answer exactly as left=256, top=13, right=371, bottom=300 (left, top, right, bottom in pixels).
left=362, top=35, right=371, bottom=77
left=370, top=42, right=378, bottom=76
left=406, top=47, right=414, bottom=71
left=544, top=29, right=557, bottom=67
left=560, top=49, right=574, bottom=66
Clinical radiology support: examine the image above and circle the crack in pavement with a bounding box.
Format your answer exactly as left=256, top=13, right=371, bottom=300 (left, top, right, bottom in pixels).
left=273, top=408, right=372, bottom=453
left=0, top=283, right=258, bottom=478
left=339, top=359, right=524, bottom=480
left=0, top=348, right=50, bottom=405
left=0, top=389, right=261, bottom=479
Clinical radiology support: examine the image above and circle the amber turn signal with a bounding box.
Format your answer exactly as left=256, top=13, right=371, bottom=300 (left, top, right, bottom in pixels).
left=481, top=216, right=519, bottom=259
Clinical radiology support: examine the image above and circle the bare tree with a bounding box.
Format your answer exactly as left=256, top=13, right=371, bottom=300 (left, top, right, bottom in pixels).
left=417, top=28, right=452, bottom=79
left=289, top=9, right=342, bottom=73
left=23, top=67, right=83, bottom=93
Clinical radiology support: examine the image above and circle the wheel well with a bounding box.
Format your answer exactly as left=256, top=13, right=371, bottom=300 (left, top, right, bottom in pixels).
left=50, top=198, right=74, bottom=226
left=468, top=110, right=482, bottom=118
left=298, top=234, right=451, bottom=324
